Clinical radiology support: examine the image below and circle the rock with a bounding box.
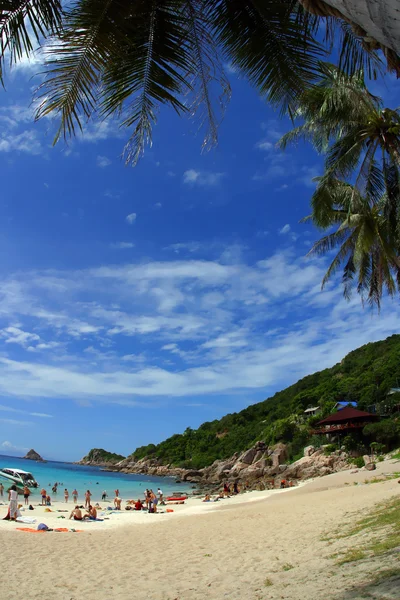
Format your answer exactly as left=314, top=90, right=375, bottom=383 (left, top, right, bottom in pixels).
left=23, top=449, right=44, bottom=461
left=304, top=445, right=315, bottom=457
left=271, top=444, right=288, bottom=468
left=239, top=447, right=258, bottom=465
left=363, top=455, right=371, bottom=466
left=365, top=462, right=376, bottom=471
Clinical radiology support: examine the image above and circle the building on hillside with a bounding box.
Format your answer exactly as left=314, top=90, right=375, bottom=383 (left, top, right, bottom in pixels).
left=312, top=406, right=378, bottom=441
left=304, top=406, right=321, bottom=418
left=333, top=401, right=357, bottom=411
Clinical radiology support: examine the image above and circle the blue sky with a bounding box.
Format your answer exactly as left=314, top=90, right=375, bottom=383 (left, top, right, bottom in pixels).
left=0, top=52, right=399, bottom=462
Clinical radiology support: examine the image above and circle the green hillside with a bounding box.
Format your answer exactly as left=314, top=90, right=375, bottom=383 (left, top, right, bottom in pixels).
left=128, top=335, right=400, bottom=469
left=81, top=448, right=125, bottom=464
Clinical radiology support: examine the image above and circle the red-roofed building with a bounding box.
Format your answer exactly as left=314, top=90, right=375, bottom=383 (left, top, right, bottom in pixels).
left=312, top=406, right=378, bottom=437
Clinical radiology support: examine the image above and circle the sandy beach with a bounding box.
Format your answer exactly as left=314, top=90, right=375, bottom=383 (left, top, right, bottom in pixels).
left=1, top=458, right=399, bottom=600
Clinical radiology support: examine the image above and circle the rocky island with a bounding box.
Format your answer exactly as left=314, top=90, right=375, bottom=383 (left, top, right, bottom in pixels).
left=23, top=449, right=44, bottom=461
left=77, top=448, right=126, bottom=467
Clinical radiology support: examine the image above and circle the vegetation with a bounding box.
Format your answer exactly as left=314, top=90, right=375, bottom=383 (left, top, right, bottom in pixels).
left=1, top=1, right=397, bottom=165
left=279, top=65, right=400, bottom=308
left=81, top=448, right=125, bottom=464
left=128, top=334, right=400, bottom=469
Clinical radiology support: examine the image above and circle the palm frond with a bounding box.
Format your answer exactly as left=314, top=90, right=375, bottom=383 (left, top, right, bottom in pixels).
left=211, top=0, right=325, bottom=113
left=0, top=0, right=62, bottom=83
left=35, top=0, right=123, bottom=142
left=184, top=0, right=231, bottom=152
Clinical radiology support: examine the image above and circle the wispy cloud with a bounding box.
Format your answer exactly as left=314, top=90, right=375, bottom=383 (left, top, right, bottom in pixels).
left=183, top=169, right=225, bottom=186
left=125, top=213, right=137, bottom=225
left=279, top=224, right=291, bottom=235
left=110, top=242, right=135, bottom=249
left=0, top=404, right=52, bottom=418
left=97, top=155, right=112, bottom=168
left=0, top=130, right=42, bottom=155
left=1, top=440, right=29, bottom=453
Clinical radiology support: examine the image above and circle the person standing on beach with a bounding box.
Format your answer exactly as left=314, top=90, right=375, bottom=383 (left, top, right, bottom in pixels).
left=23, top=485, right=30, bottom=506
left=101, top=490, right=107, bottom=501
left=0, top=482, right=4, bottom=497
left=85, top=489, right=92, bottom=509
left=8, top=485, right=18, bottom=520
left=64, top=488, right=69, bottom=503
left=40, top=488, right=47, bottom=506
left=157, top=487, right=164, bottom=505
left=114, top=488, right=119, bottom=498
left=72, top=489, right=78, bottom=503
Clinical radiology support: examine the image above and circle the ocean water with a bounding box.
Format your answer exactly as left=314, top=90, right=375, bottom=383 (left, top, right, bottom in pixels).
left=0, top=455, right=193, bottom=502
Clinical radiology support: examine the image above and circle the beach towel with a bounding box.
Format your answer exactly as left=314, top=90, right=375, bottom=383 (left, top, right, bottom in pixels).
left=16, top=527, right=83, bottom=533
left=16, top=517, right=37, bottom=524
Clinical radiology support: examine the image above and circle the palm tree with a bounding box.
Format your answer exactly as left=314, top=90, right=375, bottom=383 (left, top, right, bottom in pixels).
left=279, top=64, right=400, bottom=225
left=305, top=177, right=400, bottom=308
left=1, top=1, right=397, bottom=164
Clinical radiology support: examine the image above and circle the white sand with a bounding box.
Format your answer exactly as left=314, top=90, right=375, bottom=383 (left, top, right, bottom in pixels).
left=1, top=458, right=399, bottom=600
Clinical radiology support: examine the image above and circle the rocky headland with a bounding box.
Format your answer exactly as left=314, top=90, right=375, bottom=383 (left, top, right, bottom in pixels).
left=23, top=449, right=44, bottom=461
left=77, top=448, right=126, bottom=467
left=106, top=441, right=352, bottom=489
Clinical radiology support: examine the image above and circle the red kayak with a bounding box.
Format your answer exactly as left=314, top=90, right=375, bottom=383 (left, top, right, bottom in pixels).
left=166, top=496, right=187, bottom=502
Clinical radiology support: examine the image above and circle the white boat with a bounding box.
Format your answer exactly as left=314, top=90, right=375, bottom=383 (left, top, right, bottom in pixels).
left=0, top=468, right=38, bottom=488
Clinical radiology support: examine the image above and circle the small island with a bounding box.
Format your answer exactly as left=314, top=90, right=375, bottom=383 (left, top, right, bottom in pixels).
left=77, top=448, right=125, bottom=466
left=23, top=449, right=44, bottom=461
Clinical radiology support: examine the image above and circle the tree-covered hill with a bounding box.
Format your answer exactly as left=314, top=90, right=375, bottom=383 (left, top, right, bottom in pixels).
left=78, top=448, right=125, bottom=465
left=129, top=335, right=400, bottom=469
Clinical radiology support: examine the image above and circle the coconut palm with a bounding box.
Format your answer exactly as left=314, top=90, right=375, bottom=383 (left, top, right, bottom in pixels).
left=1, top=1, right=398, bottom=165
left=306, top=176, right=400, bottom=308
left=279, top=64, right=400, bottom=227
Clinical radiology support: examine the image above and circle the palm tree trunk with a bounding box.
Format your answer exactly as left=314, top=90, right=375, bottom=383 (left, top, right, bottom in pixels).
left=299, top=0, right=400, bottom=57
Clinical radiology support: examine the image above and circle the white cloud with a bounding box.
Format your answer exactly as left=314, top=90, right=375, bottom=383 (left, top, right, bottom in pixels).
left=110, top=242, right=135, bottom=249
left=1, top=440, right=29, bottom=453
left=0, top=404, right=52, bottom=418
left=279, top=224, right=291, bottom=235
left=183, top=169, right=225, bottom=186
left=0, top=130, right=42, bottom=155
left=125, top=213, right=137, bottom=225
left=0, top=417, right=32, bottom=426
left=1, top=326, right=40, bottom=347
left=0, top=252, right=398, bottom=405
left=154, top=202, right=162, bottom=209
left=256, top=141, right=273, bottom=151
left=97, top=155, right=112, bottom=168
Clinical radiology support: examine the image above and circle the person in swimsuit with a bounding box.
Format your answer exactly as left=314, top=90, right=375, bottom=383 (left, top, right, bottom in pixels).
left=0, top=482, right=4, bottom=497
left=72, top=489, right=78, bottom=503
left=134, top=499, right=143, bottom=511
left=85, top=490, right=92, bottom=509
left=40, top=488, right=47, bottom=506
left=114, top=496, right=122, bottom=510
left=69, top=506, right=83, bottom=520
left=23, top=485, right=30, bottom=506
left=101, top=490, right=107, bottom=501
left=82, top=505, right=97, bottom=520
left=64, top=488, right=69, bottom=502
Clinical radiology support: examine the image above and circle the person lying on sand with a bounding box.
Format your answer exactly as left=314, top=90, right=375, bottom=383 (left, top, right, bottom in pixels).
left=82, top=505, right=97, bottom=520
left=69, top=506, right=83, bottom=521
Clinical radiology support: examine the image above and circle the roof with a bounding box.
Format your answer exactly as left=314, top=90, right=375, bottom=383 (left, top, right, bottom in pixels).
left=316, top=406, right=378, bottom=425
left=335, top=401, right=357, bottom=409
left=304, top=406, right=320, bottom=413
left=388, top=388, right=400, bottom=395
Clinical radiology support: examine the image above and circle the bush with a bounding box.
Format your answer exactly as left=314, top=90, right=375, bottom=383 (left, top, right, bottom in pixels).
left=323, top=444, right=337, bottom=455
left=351, top=456, right=365, bottom=468
left=363, top=419, right=400, bottom=449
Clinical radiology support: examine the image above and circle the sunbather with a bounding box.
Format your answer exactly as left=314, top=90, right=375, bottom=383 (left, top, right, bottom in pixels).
left=69, top=506, right=83, bottom=521
left=82, top=505, right=97, bottom=520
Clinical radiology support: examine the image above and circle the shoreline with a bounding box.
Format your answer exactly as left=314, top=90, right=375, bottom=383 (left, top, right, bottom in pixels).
left=1, top=457, right=398, bottom=533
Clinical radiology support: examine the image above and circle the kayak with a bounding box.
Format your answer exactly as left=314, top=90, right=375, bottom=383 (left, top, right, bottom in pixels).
left=166, top=496, right=187, bottom=502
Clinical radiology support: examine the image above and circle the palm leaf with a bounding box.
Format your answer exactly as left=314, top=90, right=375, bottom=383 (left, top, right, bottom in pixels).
left=0, top=0, right=62, bottom=83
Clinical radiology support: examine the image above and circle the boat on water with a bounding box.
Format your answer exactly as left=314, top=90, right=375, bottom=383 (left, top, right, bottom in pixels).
left=0, top=468, right=38, bottom=488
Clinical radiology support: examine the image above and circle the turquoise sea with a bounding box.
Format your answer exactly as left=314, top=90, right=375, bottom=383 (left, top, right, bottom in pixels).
left=0, top=455, right=192, bottom=502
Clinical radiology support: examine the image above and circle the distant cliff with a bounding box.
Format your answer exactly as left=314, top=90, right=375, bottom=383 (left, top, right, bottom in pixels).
left=23, top=449, right=44, bottom=461
left=77, top=448, right=125, bottom=466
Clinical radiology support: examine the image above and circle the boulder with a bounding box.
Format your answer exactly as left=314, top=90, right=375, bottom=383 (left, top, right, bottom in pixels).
left=239, top=447, right=258, bottom=465
left=271, top=444, right=288, bottom=468
left=365, top=462, right=376, bottom=471
left=363, top=455, right=372, bottom=466
left=304, top=445, right=316, bottom=457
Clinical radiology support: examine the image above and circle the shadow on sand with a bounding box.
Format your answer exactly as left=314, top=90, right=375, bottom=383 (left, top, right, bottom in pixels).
left=337, top=571, right=400, bottom=599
